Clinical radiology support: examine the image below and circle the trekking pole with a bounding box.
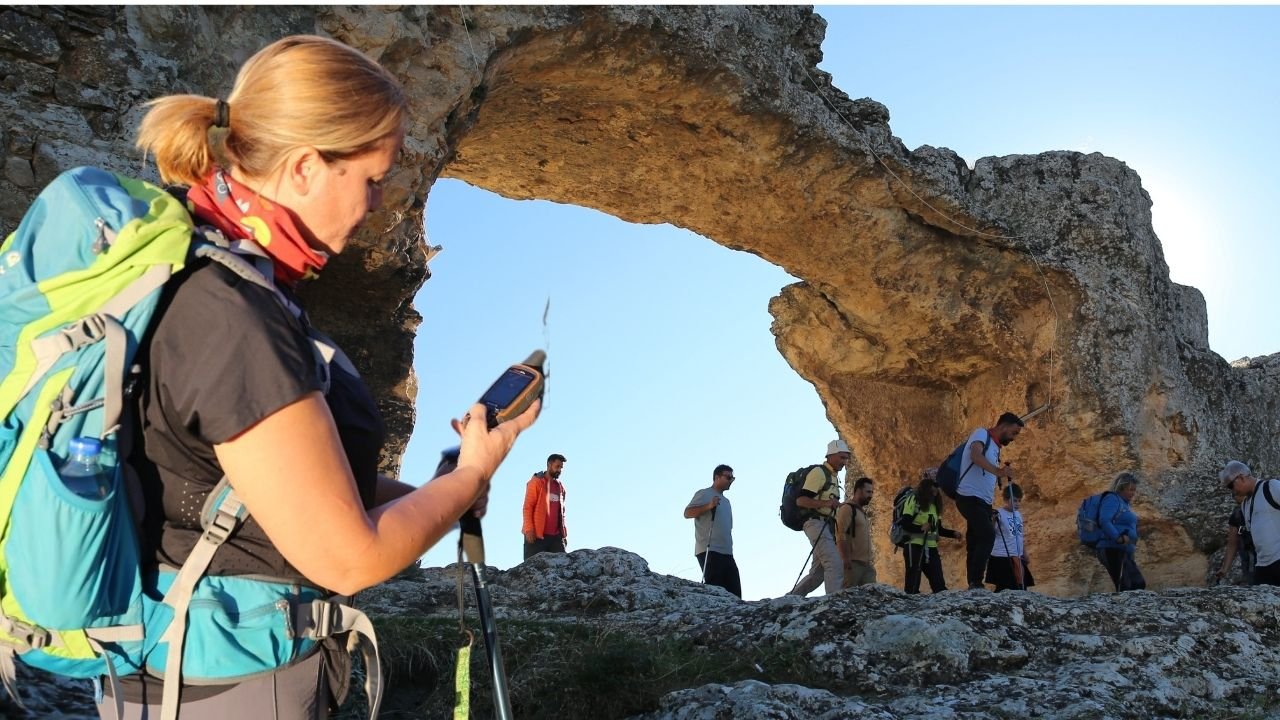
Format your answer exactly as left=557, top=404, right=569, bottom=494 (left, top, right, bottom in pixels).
left=789, top=512, right=833, bottom=592
left=441, top=447, right=514, bottom=720
left=791, top=532, right=819, bottom=591
left=701, top=505, right=717, bottom=584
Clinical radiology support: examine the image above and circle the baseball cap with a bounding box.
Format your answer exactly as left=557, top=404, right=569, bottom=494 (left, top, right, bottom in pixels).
left=1220, top=460, right=1251, bottom=488
left=827, top=439, right=850, bottom=456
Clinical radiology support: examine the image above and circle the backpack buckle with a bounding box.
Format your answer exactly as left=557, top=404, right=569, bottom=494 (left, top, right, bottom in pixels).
left=304, top=599, right=339, bottom=640
left=1, top=617, right=51, bottom=651
left=202, top=508, right=240, bottom=545
left=25, top=627, right=52, bottom=650
left=62, top=315, right=109, bottom=349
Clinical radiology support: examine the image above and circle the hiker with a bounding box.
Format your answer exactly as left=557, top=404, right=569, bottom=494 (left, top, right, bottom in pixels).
left=1220, top=460, right=1280, bottom=587
left=1213, top=485, right=1257, bottom=586
left=954, top=412, right=1023, bottom=590
left=836, top=477, right=876, bottom=588
left=523, top=453, right=568, bottom=559
left=683, top=464, right=741, bottom=598
left=98, top=35, right=538, bottom=716
left=1093, top=472, right=1146, bottom=592
left=899, top=470, right=962, bottom=594
left=987, top=483, right=1035, bottom=591
left=787, top=439, right=851, bottom=597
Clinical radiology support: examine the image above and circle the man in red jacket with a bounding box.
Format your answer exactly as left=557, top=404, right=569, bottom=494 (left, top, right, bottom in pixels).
left=523, top=453, right=568, bottom=559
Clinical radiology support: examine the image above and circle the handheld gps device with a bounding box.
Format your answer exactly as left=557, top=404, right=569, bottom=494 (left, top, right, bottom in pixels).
left=476, top=350, right=546, bottom=429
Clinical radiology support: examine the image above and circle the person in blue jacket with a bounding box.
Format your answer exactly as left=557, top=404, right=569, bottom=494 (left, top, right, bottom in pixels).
left=1094, top=472, right=1147, bottom=591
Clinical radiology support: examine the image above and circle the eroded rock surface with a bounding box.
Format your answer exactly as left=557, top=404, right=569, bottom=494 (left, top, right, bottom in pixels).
left=9, top=548, right=1280, bottom=718
left=351, top=549, right=1280, bottom=719
left=1, top=6, right=1276, bottom=597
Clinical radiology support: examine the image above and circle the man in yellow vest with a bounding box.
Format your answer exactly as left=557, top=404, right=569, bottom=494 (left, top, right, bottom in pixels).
left=788, top=440, right=850, bottom=596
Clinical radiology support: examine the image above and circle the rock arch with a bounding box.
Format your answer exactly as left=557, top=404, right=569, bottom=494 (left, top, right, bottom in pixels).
left=2, top=5, right=1276, bottom=594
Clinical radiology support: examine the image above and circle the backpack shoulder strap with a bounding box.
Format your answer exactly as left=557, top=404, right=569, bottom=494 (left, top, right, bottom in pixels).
left=898, top=490, right=917, bottom=516
left=959, top=431, right=990, bottom=482
left=1251, top=480, right=1280, bottom=526
left=1262, top=479, right=1280, bottom=511
left=839, top=502, right=857, bottom=537
left=822, top=464, right=834, bottom=489
left=1094, top=490, right=1115, bottom=522
left=195, top=235, right=358, bottom=390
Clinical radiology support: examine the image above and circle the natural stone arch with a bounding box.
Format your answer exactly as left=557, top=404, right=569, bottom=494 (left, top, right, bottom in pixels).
left=2, top=5, right=1277, bottom=596
left=391, top=6, right=1280, bottom=593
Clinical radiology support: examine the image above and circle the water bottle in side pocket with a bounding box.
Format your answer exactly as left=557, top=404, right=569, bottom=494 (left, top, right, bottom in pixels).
left=61, top=436, right=109, bottom=499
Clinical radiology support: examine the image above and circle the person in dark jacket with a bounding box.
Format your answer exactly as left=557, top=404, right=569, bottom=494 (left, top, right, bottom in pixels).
left=1094, top=472, right=1146, bottom=591
left=900, top=471, right=962, bottom=594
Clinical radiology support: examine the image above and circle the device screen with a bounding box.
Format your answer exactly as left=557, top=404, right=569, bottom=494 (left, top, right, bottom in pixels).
left=480, top=367, right=537, bottom=409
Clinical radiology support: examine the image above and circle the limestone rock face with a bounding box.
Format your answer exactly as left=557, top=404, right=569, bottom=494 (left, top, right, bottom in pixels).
left=2, top=6, right=1277, bottom=596
left=17, top=548, right=1277, bottom=718
left=360, top=550, right=1280, bottom=718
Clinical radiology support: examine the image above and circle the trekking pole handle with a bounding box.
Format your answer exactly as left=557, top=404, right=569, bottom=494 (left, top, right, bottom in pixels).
left=437, top=446, right=486, bottom=565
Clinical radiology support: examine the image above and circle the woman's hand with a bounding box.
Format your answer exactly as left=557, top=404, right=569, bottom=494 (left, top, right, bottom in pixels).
left=451, top=399, right=542, bottom=484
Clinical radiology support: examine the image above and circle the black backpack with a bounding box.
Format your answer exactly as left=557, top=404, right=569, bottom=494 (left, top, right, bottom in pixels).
left=888, top=487, right=917, bottom=548
left=780, top=464, right=832, bottom=531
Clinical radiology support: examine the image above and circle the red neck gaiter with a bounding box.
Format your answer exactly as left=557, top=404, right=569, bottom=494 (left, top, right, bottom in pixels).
left=185, top=169, right=328, bottom=287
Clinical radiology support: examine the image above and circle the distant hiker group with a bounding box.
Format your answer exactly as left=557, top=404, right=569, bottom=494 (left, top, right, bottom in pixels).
left=746, top=412, right=1276, bottom=599
left=523, top=411, right=1277, bottom=602
left=774, top=414, right=1036, bottom=597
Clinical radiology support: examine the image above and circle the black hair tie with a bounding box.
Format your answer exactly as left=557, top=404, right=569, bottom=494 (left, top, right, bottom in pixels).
left=213, top=99, right=231, bottom=128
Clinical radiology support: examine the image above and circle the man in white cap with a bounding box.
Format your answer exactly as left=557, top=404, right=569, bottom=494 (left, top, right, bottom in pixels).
left=788, top=439, right=852, bottom=597
left=1220, top=460, right=1280, bottom=587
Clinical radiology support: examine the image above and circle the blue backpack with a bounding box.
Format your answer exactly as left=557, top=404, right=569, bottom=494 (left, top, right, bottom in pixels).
left=1076, top=491, right=1117, bottom=547
left=936, top=432, right=991, bottom=499
left=0, top=168, right=382, bottom=719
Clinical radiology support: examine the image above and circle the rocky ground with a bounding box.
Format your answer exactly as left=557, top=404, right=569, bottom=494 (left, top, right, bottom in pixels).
left=9, top=548, right=1278, bottom=719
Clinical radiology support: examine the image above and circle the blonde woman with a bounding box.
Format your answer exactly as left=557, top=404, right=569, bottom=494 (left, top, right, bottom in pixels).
left=112, top=35, right=538, bottom=717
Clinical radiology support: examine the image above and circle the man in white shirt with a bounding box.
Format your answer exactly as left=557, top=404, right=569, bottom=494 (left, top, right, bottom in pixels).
left=1220, top=460, right=1280, bottom=587
left=684, top=464, right=740, bottom=598
left=954, top=412, right=1023, bottom=590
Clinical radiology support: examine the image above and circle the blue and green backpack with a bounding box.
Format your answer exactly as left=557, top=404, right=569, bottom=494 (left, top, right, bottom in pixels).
left=0, top=167, right=382, bottom=719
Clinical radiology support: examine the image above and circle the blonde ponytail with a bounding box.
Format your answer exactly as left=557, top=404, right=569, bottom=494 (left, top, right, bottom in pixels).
left=134, top=35, right=405, bottom=187
left=135, top=95, right=221, bottom=186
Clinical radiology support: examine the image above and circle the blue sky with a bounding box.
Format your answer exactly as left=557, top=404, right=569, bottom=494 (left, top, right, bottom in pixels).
left=402, top=6, right=1280, bottom=601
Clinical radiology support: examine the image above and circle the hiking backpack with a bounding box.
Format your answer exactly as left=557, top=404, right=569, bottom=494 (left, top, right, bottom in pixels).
left=888, top=487, right=917, bottom=548
left=1075, top=491, right=1117, bottom=547
left=0, top=167, right=382, bottom=719
left=936, top=432, right=991, bottom=499
left=779, top=464, right=832, bottom=531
